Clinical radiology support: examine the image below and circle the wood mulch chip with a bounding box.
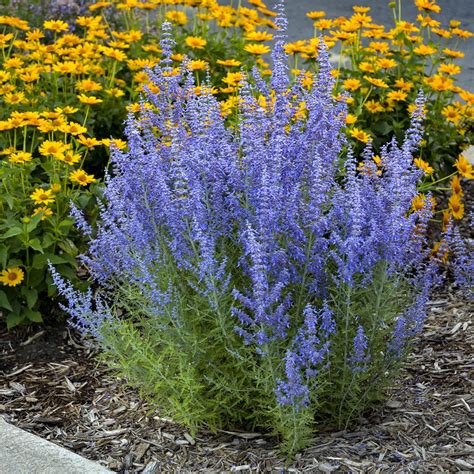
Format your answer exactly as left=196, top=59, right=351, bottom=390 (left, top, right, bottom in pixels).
left=1, top=286, right=473, bottom=473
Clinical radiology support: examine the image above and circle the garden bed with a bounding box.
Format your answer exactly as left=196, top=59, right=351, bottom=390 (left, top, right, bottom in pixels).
left=1, top=286, right=472, bottom=473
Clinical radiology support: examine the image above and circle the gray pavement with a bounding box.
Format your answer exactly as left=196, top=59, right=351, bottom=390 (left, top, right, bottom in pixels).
left=267, top=0, right=474, bottom=91
left=0, top=416, right=112, bottom=474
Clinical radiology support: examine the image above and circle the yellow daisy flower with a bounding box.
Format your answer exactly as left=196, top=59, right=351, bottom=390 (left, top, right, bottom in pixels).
left=30, top=188, right=55, bottom=205
left=0, top=267, right=24, bottom=287
left=69, top=169, right=96, bottom=186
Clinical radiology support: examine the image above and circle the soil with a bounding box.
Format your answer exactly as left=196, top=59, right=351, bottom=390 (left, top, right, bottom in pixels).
left=1, top=285, right=473, bottom=473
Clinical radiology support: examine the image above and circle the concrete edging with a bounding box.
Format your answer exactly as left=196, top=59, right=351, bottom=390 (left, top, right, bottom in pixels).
left=0, top=416, right=113, bottom=474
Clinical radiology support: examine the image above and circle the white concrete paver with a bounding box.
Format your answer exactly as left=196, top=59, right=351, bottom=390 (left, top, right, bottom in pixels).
left=0, top=416, right=113, bottom=474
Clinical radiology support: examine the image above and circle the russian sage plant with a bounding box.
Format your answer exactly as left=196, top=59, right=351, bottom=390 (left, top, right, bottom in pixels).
left=52, top=11, right=443, bottom=454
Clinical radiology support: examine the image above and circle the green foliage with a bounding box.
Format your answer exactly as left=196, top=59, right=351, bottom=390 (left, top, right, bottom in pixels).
left=0, top=148, right=97, bottom=328
left=94, top=261, right=414, bottom=456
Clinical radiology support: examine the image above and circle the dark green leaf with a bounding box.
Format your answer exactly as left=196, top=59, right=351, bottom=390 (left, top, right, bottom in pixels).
left=1, top=227, right=22, bottom=240
left=21, top=287, right=38, bottom=309
left=23, top=308, right=42, bottom=323
left=28, top=238, right=44, bottom=254
left=6, top=312, right=24, bottom=329
left=0, top=290, right=12, bottom=311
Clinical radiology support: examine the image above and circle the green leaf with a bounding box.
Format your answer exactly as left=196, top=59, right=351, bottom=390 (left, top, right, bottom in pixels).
left=32, top=253, right=72, bottom=269
left=56, top=264, right=78, bottom=281
left=58, top=218, right=74, bottom=232
left=58, top=239, right=78, bottom=256
left=0, top=290, right=12, bottom=311
left=23, top=308, right=42, bottom=323
left=21, top=287, right=38, bottom=309
left=0, top=244, right=8, bottom=268
left=28, top=268, right=45, bottom=289
left=28, top=238, right=44, bottom=254
left=26, top=214, right=42, bottom=233
left=42, top=233, right=55, bottom=250
left=1, top=227, right=22, bottom=240
left=6, top=312, right=24, bottom=329
left=373, top=121, right=392, bottom=136
left=4, top=195, right=15, bottom=210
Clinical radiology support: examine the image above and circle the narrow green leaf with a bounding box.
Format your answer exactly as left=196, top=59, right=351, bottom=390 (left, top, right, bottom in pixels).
left=0, top=290, right=12, bottom=311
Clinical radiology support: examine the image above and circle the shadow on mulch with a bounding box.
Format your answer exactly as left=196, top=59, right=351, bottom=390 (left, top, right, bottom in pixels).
left=1, top=286, right=473, bottom=473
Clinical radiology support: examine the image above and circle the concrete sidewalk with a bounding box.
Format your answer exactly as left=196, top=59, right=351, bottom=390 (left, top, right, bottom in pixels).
left=0, top=416, right=112, bottom=474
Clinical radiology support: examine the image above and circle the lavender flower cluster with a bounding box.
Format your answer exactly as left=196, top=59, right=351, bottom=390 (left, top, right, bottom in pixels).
left=55, top=10, right=441, bottom=417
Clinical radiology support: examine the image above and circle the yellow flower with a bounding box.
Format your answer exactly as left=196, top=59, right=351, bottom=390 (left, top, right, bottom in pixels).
left=377, top=58, right=397, bottom=69
left=0, top=267, right=24, bottom=287
left=0, top=16, right=30, bottom=31
left=9, top=151, right=32, bottom=164
left=413, top=44, right=437, bottom=55
left=43, top=19, right=69, bottom=32
left=448, top=193, right=464, bottom=219
left=77, top=94, right=103, bottom=105
left=60, top=106, right=79, bottom=114
left=4, top=91, right=27, bottom=105
left=460, top=90, right=474, bottom=106
left=314, top=19, right=333, bottom=30
left=57, top=151, right=81, bottom=165
left=454, top=155, right=473, bottom=179
left=102, top=138, right=127, bottom=150
left=442, top=48, right=464, bottom=59
left=414, top=157, right=434, bottom=174
left=60, top=122, right=88, bottom=135
left=364, top=100, right=384, bottom=113
left=77, top=135, right=101, bottom=148
left=372, top=155, right=382, bottom=166
left=359, top=61, right=378, bottom=73
left=450, top=175, right=463, bottom=196
left=39, top=140, right=70, bottom=157
left=165, top=10, right=187, bottom=26
left=415, top=0, right=441, bottom=14
left=452, top=28, right=474, bottom=39
left=106, top=87, right=125, bottom=98
left=438, top=63, right=461, bottom=75
left=343, top=78, right=361, bottom=91
left=431, top=241, right=449, bottom=263
left=363, top=76, right=389, bottom=88
left=88, top=1, right=111, bottom=11
left=244, top=43, right=270, bottom=55
left=345, top=113, right=357, bottom=125
left=216, top=59, right=242, bottom=67
left=0, top=33, right=14, bottom=48
left=441, top=209, right=451, bottom=231
left=185, top=36, right=207, bottom=49
left=368, top=41, right=390, bottom=53
left=350, top=127, right=371, bottom=143
left=222, top=72, right=244, bottom=87
left=442, top=105, right=462, bottom=124
left=76, top=79, right=103, bottom=92
left=102, top=47, right=127, bottom=62
left=284, top=41, right=307, bottom=55
left=394, top=78, right=413, bottom=91
left=425, top=74, right=453, bottom=92
left=412, top=193, right=427, bottom=211
left=387, top=90, right=408, bottom=102
left=244, top=30, right=273, bottom=41
left=306, top=11, right=326, bottom=20
left=30, top=188, right=55, bottom=205
left=33, top=206, right=53, bottom=220
left=432, top=27, right=451, bottom=38
left=189, top=60, right=208, bottom=71
left=69, top=169, right=96, bottom=186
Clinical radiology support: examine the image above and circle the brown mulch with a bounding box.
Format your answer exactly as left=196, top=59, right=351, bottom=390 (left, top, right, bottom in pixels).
left=1, top=287, right=473, bottom=473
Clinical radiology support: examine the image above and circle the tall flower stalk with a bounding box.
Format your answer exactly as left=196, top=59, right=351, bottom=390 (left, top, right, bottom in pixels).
left=53, top=10, right=443, bottom=455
